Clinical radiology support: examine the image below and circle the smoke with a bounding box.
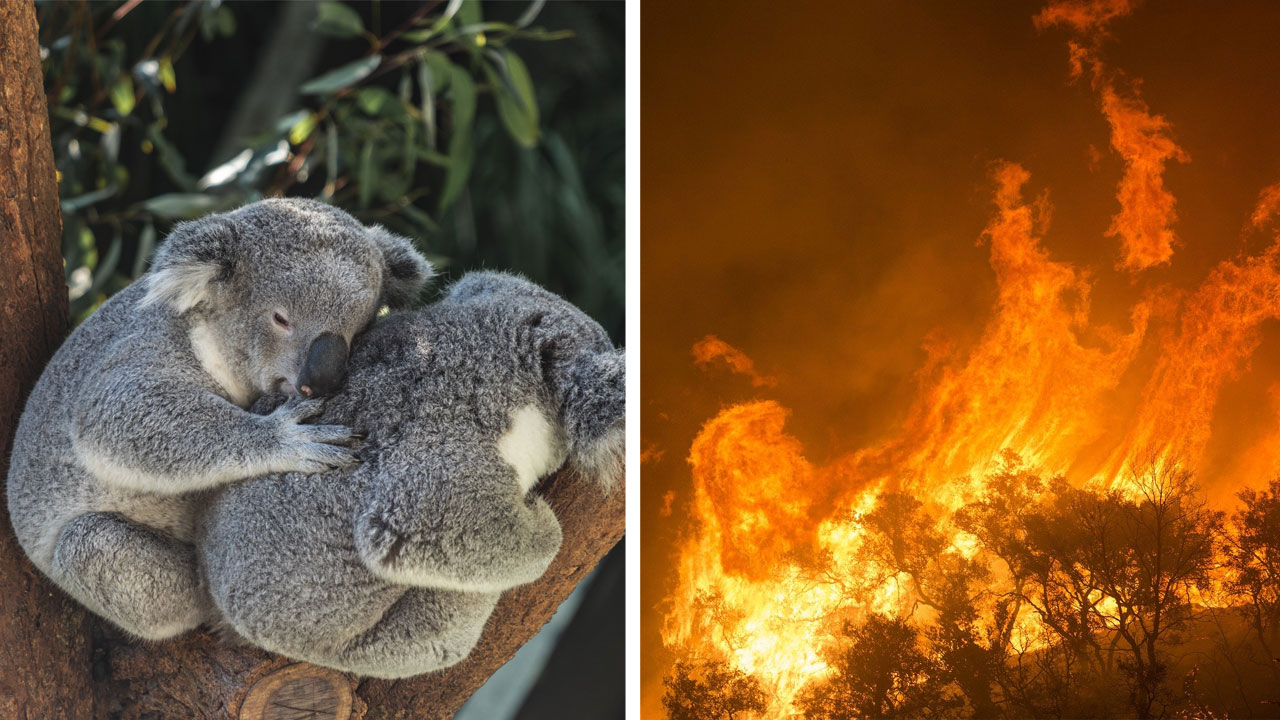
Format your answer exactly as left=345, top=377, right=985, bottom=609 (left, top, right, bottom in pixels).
left=692, top=335, right=778, bottom=388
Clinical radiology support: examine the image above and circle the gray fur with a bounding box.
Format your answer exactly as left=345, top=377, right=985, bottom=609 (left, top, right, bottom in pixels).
left=6, top=198, right=431, bottom=640
left=199, top=272, right=624, bottom=678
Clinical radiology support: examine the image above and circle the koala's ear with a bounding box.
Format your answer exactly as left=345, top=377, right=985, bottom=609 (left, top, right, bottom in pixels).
left=370, top=227, right=433, bottom=308
left=140, top=217, right=237, bottom=314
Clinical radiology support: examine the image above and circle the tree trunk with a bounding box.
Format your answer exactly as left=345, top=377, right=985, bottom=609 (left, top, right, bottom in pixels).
left=1, top=3, right=625, bottom=717
left=97, top=472, right=624, bottom=720
left=0, top=2, right=96, bottom=718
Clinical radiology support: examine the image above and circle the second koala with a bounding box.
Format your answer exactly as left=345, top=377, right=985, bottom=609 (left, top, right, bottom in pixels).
left=6, top=198, right=431, bottom=640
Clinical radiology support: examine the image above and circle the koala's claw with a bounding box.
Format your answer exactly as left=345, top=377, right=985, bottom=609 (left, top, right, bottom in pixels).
left=278, top=397, right=328, bottom=423
left=296, top=443, right=361, bottom=473
left=298, top=423, right=360, bottom=447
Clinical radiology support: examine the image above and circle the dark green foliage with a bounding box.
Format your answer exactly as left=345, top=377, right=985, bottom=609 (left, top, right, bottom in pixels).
left=38, top=0, right=622, bottom=338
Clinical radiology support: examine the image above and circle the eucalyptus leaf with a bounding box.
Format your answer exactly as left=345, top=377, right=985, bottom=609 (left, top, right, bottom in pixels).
left=457, top=0, right=482, bottom=28
left=439, top=66, right=478, bottom=210
left=313, top=2, right=365, bottom=38
left=356, top=87, right=397, bottom=116
left=358, top=138, right=375, bottom=209
left=147, top=125, right=196, bottom=191
left=438, top=123, right=474, bottom=213
left=110, top=76, right=136, bottom=116
left=132, top=223, right=157, bottom=278
left=87, top=232, right=124, bottom=300
left=486, top=50, right=539, bottom=147
left=300, top=55, right=381, bottom=95
left=450, top=65, right=477, bottom=134
left=144, top=193, right=226, bottom=220
left=288, top=112, right=320, bottom=144
left=61, top=185, right=118, bottom=214
left=417, top=60, right=437, bottom=149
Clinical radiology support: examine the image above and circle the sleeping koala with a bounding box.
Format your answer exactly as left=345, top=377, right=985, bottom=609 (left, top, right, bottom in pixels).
left=6, top=198, right=431, bottom=641
left=199, top=272, right=624, bottom=678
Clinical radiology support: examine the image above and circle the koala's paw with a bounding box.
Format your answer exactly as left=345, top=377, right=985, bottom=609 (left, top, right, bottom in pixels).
left=269, top=399, right=362, bottom=473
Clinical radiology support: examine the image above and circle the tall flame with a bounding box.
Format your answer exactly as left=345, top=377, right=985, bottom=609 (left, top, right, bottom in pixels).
left=657, top=3, right=1280, bottom=717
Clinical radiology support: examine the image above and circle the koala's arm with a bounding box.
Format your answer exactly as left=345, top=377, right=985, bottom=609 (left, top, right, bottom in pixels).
left=352, top=458, right=563, bottom=593
left=72, top=364, right=355, bottom=495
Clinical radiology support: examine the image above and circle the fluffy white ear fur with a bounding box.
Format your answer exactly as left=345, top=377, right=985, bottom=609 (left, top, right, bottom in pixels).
left=140, top=261, right=222, bottom=314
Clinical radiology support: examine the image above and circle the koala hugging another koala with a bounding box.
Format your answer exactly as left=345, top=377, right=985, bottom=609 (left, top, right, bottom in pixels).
left=7, top=198, right=624, bottom=679
left=201, top=272, right=624, bottom=678
left=7, top=198, right=432, bottom=641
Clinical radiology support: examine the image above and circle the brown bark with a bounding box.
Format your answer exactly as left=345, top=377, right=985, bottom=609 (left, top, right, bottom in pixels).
left=0, top=2, right=96, bottom=719
left=99, top=469, right=625, bottom=720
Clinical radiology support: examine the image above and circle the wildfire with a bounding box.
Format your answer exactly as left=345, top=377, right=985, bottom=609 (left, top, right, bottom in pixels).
left=657, top=2, right=1280, bottom=717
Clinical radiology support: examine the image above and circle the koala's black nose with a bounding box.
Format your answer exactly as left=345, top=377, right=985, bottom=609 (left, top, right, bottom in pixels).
left=298, top=332, right=349, bottom=398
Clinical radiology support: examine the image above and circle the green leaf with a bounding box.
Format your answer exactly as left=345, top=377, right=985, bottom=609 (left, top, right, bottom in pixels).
left=132, top=223, right=157, bottom=278
left=438, top=124, right=473, bottom=213
left=158, top=57, right=176, bottom=92
left=449, top=64, right=477, bottom=134
left=486, top=50, right=539, bottom=147
left=313, top=2, right=365, bottom=38
left=300, top=55, right=381, bottom=95
left=356, top=86, right=397, bottom=116
left=61, top=186, right=118, bottom=214
left=144, top=193, right=226, bottom=220
left=358, top=138, right=375, bottom=209
left=424, top=51, right=452, bottom=92
left=417, top=60, right=437, bottom=149
left=288, top=112, right=320, bottom=144
left=399, top=28, right=433, bottom=43
left=110, top=76, right=136, bottom=116
left=400, top=203, right=441, bottom=233
left=438, top=65, right=477, bottom=211
left=147, top=125, right=197, bottom=191
left=214, top=6, right=236, bottom=36
left=87, top=232, right=123, bottom=300
left=458, top=0, right=482, bottom=28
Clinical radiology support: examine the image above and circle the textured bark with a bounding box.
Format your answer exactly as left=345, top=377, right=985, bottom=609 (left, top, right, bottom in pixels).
left=100, top=469, right=625, bottom=720
left=0, top=2, right=94, bottom=719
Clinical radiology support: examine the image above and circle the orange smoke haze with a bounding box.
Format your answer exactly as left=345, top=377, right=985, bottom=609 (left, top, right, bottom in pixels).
left=692, top=335, right=778, bottom=388
left=642, top=1, right=1280, bottom=718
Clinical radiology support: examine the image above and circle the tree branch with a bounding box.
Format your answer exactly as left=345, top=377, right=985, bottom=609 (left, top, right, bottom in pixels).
left=97, top=467, right=625, bottom=720
left=0, top=2, right=93, bottom=717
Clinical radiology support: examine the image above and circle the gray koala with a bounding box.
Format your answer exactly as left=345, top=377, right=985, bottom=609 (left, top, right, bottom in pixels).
left=6, top=198, right=431, bottom=641
left=198, top=272, right=624, bottom=678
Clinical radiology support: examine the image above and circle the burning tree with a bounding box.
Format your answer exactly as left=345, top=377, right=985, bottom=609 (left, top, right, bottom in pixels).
left=797, top=614, right=958, bottom=720
left=662, top=657, right=768, bottom=720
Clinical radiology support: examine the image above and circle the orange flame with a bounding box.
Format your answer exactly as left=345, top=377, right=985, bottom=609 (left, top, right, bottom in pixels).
left=692, top=335, right=778, bottom=388
left=1039, top=0, right=1188, bottom=272
left=658, top=3, right=1280, bottom=718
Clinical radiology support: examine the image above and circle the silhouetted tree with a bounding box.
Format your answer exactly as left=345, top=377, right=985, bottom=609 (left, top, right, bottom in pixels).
left=1068, top=461, right=1220, bottom=719
left=1224, top=477, right=1280, bottom=680
left=798, top=614, right=958, bottom=719
left=662, top=657, right=767, bottom=720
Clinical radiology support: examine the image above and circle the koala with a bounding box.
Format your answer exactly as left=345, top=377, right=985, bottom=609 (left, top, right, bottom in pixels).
left=198, top=272, right=624, bottom=679
left=6, top=198, right=432, bottom=641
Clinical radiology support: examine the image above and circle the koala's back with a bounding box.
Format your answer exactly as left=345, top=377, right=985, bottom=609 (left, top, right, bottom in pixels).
left=7, top=282, right=200, bottom=568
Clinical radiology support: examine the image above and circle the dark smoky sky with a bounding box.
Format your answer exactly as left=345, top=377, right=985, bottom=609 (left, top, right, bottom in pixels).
left=640, top=0, right=1280, bottom=714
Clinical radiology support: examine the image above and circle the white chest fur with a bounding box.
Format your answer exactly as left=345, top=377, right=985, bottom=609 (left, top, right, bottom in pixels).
left=496, top=404, right=565, bottom=493
left=189, top=324, right=252, bottom=408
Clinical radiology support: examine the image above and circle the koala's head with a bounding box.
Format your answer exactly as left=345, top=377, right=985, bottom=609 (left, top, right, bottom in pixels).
left=142, top=198, right=432, bottom=400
